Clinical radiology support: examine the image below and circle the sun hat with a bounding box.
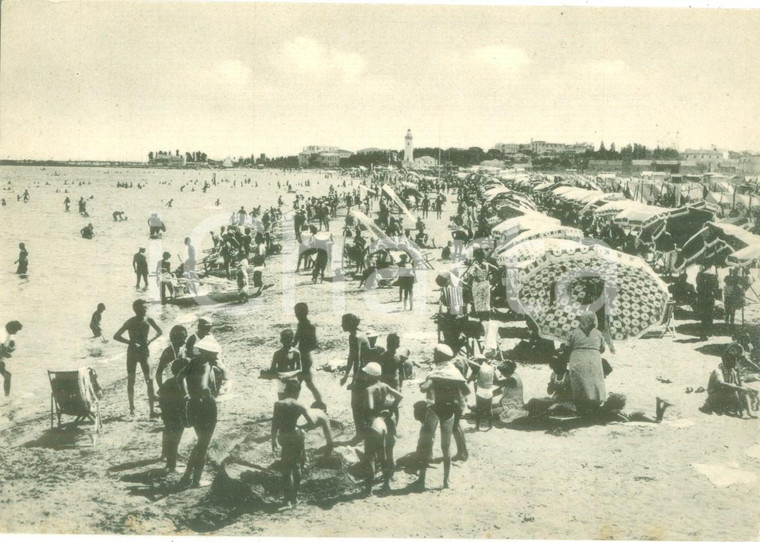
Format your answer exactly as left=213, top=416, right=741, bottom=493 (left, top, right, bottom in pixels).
left=196, top=336, right=221, bottom=354
left=362, top=362, right=382, bottom=377
left=433, top=343, right=454, bottom=363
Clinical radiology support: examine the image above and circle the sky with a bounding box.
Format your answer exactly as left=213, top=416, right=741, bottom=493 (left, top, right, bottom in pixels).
left=1, top=1, right=759, bottom=161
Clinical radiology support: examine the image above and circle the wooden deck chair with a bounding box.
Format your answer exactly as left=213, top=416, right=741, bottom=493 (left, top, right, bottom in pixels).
left=415, top=252, right=435, bottom=270
left=48, top=368, right=102, bottom=435
left=656, top=299, right=677, bottom=338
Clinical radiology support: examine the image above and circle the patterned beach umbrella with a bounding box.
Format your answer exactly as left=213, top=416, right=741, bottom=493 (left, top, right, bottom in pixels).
left=509, top=240, right=669, bottom=342
left=495, top=226, right=584, bottom=263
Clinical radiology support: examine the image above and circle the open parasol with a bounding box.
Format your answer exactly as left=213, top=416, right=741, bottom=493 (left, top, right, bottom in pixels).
left=676, top=221, right=760, bottom=271
left=507, top=240, right=669, bottom=342
left=491, top=213, right=560, bottom=242
left=640, top=203, right=715, bottom=248
left=495, top=226, right=584, bottom=263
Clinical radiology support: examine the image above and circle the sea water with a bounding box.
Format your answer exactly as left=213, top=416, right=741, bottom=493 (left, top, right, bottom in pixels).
left=0, top=165, right=333, bottom=423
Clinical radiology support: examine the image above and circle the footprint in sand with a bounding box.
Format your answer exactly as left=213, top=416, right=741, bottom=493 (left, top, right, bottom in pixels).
left=744, top=444, right=760, bottom=462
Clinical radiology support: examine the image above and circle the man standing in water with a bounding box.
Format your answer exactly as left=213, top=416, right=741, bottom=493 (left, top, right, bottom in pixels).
left=90, top=303, right=107, bottom=343
left=113, top=299, right=162, bottom=418
left=14, top=243, right=28, bottom=275
left=132, top=248, right=149, bottom=290
left=184, top=237, right=198, bottom=295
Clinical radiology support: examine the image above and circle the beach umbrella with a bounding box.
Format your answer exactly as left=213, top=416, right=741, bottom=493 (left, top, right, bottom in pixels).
left=640, top=204, right=714, bottom=247
left=402, top=187, right=423, bottom=200
left=491, top=213, right=560, bottom=241
left=509, top=240, right=669, bottom=342
left=490, top=195, right=538, bottom=219
left=612, top=204, right=670, bottom=229
left=484, top=186, right=510, bottom=201
left=589, top=200, right=642, bottom=220
left=677, top=221, right=760, bottom=270
left=495, top=226, right=584, bottom=263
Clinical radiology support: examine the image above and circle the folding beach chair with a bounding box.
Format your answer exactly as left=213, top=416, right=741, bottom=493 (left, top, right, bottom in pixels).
left=415, top=252, right=435, bottom=270
left=48, top=368, right=102, bottom=435
left=655, top=299, right=677, bottom=338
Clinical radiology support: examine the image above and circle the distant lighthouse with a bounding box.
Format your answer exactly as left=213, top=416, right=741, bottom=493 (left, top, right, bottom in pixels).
left=403, top=129, right=414, bottom=167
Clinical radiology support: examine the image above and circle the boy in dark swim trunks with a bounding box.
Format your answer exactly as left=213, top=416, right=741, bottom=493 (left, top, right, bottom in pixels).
left=177, top=336, right=224, bottom=488
left=293, top=302, right=324, bottom=404
left=132, top=248, right=149, bottom=290
left=90, top=303, right=107, bottom=343
left=361, top=362, right=403, bottom=495
left=271, top=379, right=333, bottom=509
left=270, top=329, right=302, bottom=400
left=113, top=299, right=162, bottom=417
left=158, top=357, right=189, bottom=473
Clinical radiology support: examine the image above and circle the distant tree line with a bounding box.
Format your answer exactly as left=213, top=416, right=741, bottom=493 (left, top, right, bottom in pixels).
left=339, top=147, right=509, bottom=169
left=588, top=141, right=680, bottom=161
left=268, top=155, right=299, bottom=168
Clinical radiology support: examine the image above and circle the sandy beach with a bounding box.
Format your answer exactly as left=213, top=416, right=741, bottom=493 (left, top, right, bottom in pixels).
left=0, top=166, right=758, bottom=539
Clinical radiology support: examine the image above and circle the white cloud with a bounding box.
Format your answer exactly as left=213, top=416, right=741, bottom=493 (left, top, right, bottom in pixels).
left=276, top=36, right=367, bottom=82
left=471, top=45, right=530, bottom=72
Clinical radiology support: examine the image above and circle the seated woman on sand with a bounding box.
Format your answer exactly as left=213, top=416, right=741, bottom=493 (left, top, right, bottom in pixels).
left=491, top=360, right=525, bottom=424
left=524, top=357, right=575, bottom=418
left=700, top=346, right=759, bottom=419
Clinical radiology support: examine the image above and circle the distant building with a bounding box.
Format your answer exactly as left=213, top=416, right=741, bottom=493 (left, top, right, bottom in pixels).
left=588, top=159, right=624, bottom=172
left=403, top=130, right=414, bottom=166
left=679, top=160, right=702, bottom=175
left=530, top=141, right=567, bottom=155
left=492, top=143, right=521, bottom=155
left=412, top=155, right=437, bottom=168
left=652, top=160, right=680, bottom=174
left=528, top=141, right=593, bottom=155
left=739, top=155, right=760, bottom=175
left=630, top=159, right=653, bottom=175
left=357, top=147, right=385, bottom=155
left=567, top=143, right=594, bottom=154
left=150, top=150, right=186, bottom=167
left=298, top=145, right=353, bottom=167
left=681, top=148, right=729, bottom=172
